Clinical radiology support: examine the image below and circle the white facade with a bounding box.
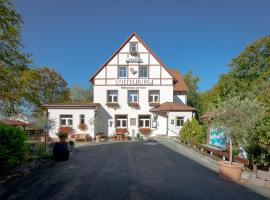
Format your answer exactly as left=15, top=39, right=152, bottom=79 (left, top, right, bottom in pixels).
left=45, top=33, right=195, bottom=138
left=91, top=33, right=195, bottom=137
left=44, top=104, right=99, bottom=139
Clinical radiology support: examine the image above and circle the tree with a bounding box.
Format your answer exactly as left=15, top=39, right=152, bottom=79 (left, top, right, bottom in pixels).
left=179, top=118, right=206, bottom=144
left=0, top=0, right=30, bottom=69
left=0, top=0, right=31, bottom=117
left=213, top=97, right=265, bottom=165
left=70, top=83, right=92, bottom=102
left=183, top=70, right=204, bottom=116
left=29, top=67, right=70, bottom=109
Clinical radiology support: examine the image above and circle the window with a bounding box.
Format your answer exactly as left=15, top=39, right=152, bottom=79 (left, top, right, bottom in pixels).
left=176, top=117, right=184, bottom=127
left=107, top=90, right=118, bottom=103
left=139, top=115, right=151, bottom=128
left=130, top=42, right=138, bottom=53
left=139, top=66, right=148, bottom=78
left=130, top=118, right=136, bottom=126
left=80, top=114, right=85, bottom=124
left=60, top=115, right=73, bottom=126
left=128, top=90, right=139, bottom=103
left=118, top=66, right=127, bottom=78
left=149, top=90, right=160, bottom=103
left=115, top=115, right=127, bottom=128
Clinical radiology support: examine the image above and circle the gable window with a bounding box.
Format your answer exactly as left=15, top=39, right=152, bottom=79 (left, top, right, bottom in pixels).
left=130, top=42, right=138, bottom=53
left=128, top=90, right=139, bottom=103
left=118, top=66, right=127, bottom=78
left=149, top=90, right=160, bottom=103
left=107, top=90, right=118, bottom=103
left=176, top=117, right=184, bottom=127
left=80, top=114, right=85, bottom=124
left=60, top=115, right=73, bottom=126
left=139, top=115, right=151, bottom=128
left=115, top=115, right=127, bottom=128
left=139, top=66, right=148, bottom=78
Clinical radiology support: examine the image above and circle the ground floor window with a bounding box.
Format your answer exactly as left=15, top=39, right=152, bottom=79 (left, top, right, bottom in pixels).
left=115, top=115, right=127, bottom=128
left=176, top=116, right=184, bottom=127
left=80, top=114, right=85, bottom=124
left=60, top=115, right=73, bottom=126
left=138, top=115, right=151, bottom=128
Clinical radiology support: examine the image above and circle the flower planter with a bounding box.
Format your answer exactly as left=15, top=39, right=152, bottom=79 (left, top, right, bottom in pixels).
left=218, top=160, right=243, bottom=182
left=78, top=123, right=88, bottom=131
left=149, top=103, right=160, bottom=107
left=106, top=103, right=120, bottom=109
left=96, top=135, right=101, bottom=142
left=53, top=142, right=70, bottom=161
left=128, top=102, right=140, bottom=108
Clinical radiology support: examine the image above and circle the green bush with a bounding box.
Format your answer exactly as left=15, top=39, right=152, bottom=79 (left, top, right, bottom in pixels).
left=179, top=118, right=207, bottom=144
left=0, top=125, right=27, bottom=175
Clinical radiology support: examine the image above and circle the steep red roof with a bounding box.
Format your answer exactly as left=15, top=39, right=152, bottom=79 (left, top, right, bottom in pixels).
left=0, top=119, right=29, bottom=126
left=149, top=102, right=196, bottom=112
left=167, top=69, right=188, bottom=92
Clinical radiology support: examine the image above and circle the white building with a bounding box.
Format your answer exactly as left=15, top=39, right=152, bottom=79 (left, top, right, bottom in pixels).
left=44, top=32, right=195, bottom=139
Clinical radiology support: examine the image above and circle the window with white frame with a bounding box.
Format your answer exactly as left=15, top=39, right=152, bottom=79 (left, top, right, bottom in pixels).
left=118, top=66, right=127, bottom=78
left=80, top=114, right=85, bottom=124
left=130, top=42, right=138, bottom=53
left=139, top=115, right=151, bottom=128
left=60, top=115, right=73, bottom=126
left=107, top=90, right=118, bottom=103
left=176, top=117, right=184, bottom=127
left=149, top=90, right=160, bottom=103
left=139, top=66, right=148, bottom=78
left=115, top=115, right=127, bottom=128
left=128, top=90, right=139, bottom=103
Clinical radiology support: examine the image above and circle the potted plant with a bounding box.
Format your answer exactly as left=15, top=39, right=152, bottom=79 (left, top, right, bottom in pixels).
left=128, top=102, right=140, bottom=108
left=96, top=132, right=103, bottom=142
left=78, top=123, right=88, bottom=131
left=213, top=97, right=265, bottom=182
left=106, top=102, right=120, bottom=109
left=57, top=132, right=68, bottom=143
left=58, top=126, right=72, bottom=134
left=69, top=140, right=75, bottom=152
left=149, top=102, right=160, bottom=107
left=139, top=128, right=151, bottom=136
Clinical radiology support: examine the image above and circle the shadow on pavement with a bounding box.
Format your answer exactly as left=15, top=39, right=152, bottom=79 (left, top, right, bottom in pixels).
left=0, top=140, right=269, bottom=200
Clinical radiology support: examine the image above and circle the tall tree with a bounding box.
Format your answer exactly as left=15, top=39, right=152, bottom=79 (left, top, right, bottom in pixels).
left=0, top=0, right=31, bottom=117
left=183, top=70, right=203, bottom=116
left=70, top=83, right=92, bottom=102
left=19, top=67, right=70, bottom=114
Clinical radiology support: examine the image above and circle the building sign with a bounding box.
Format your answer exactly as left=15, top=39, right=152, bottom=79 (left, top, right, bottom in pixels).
left=115, top=79, right=153, bottom=85
left=209, top=126, right=226, bottom=149
left=126, top=55, right=143, bottom=63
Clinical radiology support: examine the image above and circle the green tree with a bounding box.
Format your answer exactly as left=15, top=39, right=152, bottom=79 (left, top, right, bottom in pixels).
left=30, top=67, right=70, bottom=108
left=213, top=97, right=265, bottom=165
left=70, top=83, right=92, bottom=102
left=179, top=118, right=206, bottom=144
left=183, top=70, right=204, bottom=116
left=0, top=0, right=31, bottom=117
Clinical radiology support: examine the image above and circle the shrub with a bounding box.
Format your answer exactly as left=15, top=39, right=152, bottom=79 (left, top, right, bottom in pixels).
left=0, top=125, right=27, bottom=175
left=179, top=118, right=206, bottom=144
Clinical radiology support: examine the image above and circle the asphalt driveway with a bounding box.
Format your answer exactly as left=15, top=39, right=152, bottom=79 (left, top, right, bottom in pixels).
left=1, top=140, right=269, bottom=200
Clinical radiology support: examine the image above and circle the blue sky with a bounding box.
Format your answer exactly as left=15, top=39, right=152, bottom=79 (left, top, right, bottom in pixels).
left=14, top=0, right=270, bottom=91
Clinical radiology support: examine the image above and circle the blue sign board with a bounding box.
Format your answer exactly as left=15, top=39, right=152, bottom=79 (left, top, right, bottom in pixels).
left=209, top=126, right=226, bottom=149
